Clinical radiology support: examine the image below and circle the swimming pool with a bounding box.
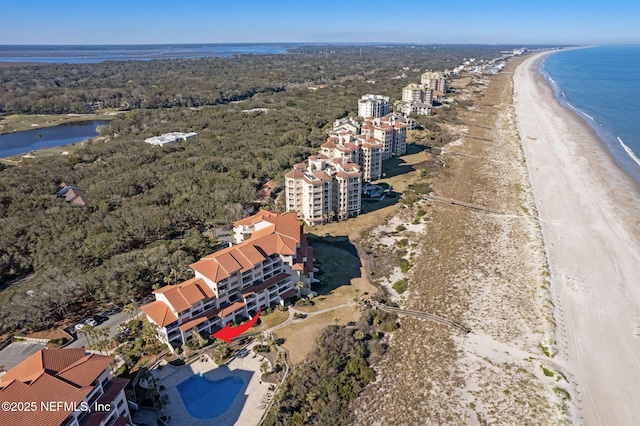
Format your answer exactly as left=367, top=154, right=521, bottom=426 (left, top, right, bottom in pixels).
left=176, top=374, right=244, bottom=419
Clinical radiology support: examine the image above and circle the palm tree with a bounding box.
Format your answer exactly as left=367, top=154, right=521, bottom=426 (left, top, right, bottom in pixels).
left=77, top=326, right=92, bottom=346
left=96, top=326, right=111, bottom=354
left=141, top=321, right=160, bottom=353
left=123, top=302, right=139, bottom=321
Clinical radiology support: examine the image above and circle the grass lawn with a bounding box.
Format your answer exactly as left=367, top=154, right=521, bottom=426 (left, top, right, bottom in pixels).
left=276, top=306, right=362, bottom=365
left=296, top=245, right=376, bottom=313
left=252, top=310, right=289, bottom=332
left=308, top=143, right=428, bottom=241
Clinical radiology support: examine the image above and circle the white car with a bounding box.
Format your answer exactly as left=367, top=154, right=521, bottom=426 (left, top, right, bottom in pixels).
left=85, top=318, right=97, bottom=327
left=74, top=322, right=86, bottom=331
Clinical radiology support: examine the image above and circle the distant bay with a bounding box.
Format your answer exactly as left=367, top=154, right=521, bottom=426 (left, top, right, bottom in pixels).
left=0, top=44, right=292, bottom=64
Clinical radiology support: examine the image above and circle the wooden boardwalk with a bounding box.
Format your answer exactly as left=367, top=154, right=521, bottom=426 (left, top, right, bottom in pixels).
left=369, top=300, right=470, bottom=335
left=423, top=195, right=504, bottom=215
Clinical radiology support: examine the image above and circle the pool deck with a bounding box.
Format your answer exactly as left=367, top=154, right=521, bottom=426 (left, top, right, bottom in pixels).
left=152, top=344, right=274, bottom=426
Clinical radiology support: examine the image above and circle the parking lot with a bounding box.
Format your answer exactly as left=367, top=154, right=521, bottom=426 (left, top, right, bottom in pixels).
left=0, top=341, right=47, bottom=371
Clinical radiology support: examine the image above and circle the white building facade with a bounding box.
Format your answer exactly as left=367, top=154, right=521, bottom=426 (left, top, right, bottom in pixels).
left=357, top=94, right=390, bottom=118
left=285, top=157, right=362, bottom=225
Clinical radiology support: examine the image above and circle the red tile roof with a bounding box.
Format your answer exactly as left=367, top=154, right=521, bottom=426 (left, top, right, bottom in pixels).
left=154, top=278, right=214, bottom=313
left=0, top=348, right=119, bottom=426
left=0, top=347, right=88, bottom=386
left=194, top=211, right=301, bottom=283
left=178, top=316, right=208, bottom=332
left=241, top=272, right=291, bottom=296
left=219, top=301, right=246, bottom=318
left=141, top=300, right=179, bottom=327
left=280, top=288, right=298, bottom=299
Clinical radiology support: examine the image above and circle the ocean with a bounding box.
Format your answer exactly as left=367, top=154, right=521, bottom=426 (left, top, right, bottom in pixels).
left=0, top=44, right=291, bottom=64
left=541, top=45, right=640, bottom=184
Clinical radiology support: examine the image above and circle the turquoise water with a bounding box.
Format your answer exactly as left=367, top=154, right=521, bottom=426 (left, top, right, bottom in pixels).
left=541, top=45, right=640, bottom=183
left=176, top=374, right=243, bottom=419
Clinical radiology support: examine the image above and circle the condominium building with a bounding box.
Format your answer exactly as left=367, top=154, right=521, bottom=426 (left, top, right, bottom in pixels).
left=0, top=348, right=132, bottom=426
left=141, top=211, right=315, bottom=349
left=398, top=101, right=433, bottom=117
left=320, top=132, right=383, bottom=181
left=401, top=83, right=433, bottom=104
left=330, top=117, right=361, bottom=135
left=357, top=94, right=390, bottom=118
left=361, top=115, right=407, bottom=159
left=420, top=71, right=447, bottom=94
left=285, top=157, right=362, bottom=225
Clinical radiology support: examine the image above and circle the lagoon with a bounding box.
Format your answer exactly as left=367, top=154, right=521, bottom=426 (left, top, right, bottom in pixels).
left=0, top=120, right=108, bottom=158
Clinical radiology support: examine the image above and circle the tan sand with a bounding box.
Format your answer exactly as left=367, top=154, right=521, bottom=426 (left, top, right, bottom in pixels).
left=514, top=51, right=640, bottom=425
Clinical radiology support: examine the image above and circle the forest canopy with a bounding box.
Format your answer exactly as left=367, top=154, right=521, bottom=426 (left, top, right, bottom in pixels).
left=0, top=44, right=510, bottom=333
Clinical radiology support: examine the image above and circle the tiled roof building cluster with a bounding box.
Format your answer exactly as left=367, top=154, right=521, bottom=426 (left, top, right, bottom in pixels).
left=420, top=70, right=448, bottom=94
left=286, top=94, right=410, bottom=225
left=141, top=210, right=315, bottom=349
left=0, top=348, right=132, bottom=426
left=285, top=156, right=362, bottom=225
left=397, top=70, right=447, bottom=117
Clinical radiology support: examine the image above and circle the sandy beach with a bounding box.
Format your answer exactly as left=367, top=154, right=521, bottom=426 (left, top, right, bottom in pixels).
left=514, top=51, right=640, bottom=425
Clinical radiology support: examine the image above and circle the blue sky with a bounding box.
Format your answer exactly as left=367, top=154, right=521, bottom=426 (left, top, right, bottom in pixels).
left=2, top=0, right=639, bottom=45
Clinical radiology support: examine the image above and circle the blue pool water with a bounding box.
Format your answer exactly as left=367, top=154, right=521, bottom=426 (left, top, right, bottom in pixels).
left=176, top=374, right=243, bottom=419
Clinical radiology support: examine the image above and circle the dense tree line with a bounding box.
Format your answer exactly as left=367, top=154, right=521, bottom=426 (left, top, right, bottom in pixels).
left=0, top=45, right=511, bottom=115
left=264, top=309, right=399, bottom=426
left=0, top=45, right=510, bottom=333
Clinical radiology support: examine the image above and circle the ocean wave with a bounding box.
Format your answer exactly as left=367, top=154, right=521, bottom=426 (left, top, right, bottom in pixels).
left=618, top=137, right=640, bottom=167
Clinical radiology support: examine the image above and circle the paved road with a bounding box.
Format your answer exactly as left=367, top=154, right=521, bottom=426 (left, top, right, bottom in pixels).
left=67, top=310, right=131, bottom=349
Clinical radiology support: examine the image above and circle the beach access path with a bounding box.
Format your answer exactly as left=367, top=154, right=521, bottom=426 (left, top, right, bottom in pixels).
left=514, top=51, right=640, bottom=425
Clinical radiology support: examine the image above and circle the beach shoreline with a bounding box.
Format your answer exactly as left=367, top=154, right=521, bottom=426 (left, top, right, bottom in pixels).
left=539, top=48, right=640, bottom=185
left=514, top=52, right=640, bottom=424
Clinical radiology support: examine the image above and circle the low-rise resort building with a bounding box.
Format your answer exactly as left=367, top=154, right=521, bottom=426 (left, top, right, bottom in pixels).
left=141, top=210, right=316, bottom=350
left=0, top=348, right=132, bottom=426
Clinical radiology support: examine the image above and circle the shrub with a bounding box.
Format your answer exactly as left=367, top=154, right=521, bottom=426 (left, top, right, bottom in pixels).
left=396, top=238, right=409, bottom=249
left=400, top=260, right=411, bottom=273
left=115, top=364, right=127, bottom=376
left=254, top=344, right=270, bottom=353
left=393, top=279, right=408, bottom=294
left=395, top=225, right=406, bottom=232
left=127, top=319, right=142, bottom=330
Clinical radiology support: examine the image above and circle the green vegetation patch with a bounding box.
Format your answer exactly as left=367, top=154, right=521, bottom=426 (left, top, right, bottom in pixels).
left=393, top=279, right=408, bottom=294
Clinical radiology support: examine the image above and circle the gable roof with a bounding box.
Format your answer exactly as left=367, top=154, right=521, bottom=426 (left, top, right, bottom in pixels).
left=0, top=348, right=117, bottom=426
left=0, top=347, right=87, bottom=386
left=192, top=211, right=301, bottom=283
left=153, top=277, right=215, bottom=312
left=141, top=300, right=179, bottom=327
left=0, top=373, right=93, bottom=426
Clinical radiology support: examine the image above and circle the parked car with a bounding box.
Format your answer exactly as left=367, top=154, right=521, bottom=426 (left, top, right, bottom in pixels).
left=74, top=322, right=86, bottom=331
left=94, top=314, right=108, bottom=323
left=85, top=318, right=97, bottom=327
